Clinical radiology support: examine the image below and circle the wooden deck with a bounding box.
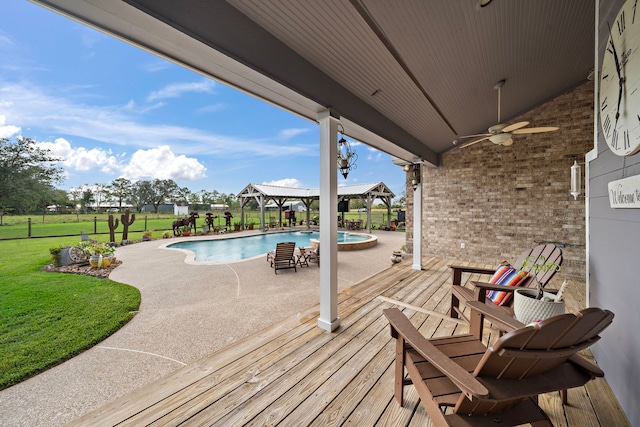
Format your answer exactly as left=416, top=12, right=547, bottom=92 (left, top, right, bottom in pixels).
left=69, top=258, right=630, bottom=426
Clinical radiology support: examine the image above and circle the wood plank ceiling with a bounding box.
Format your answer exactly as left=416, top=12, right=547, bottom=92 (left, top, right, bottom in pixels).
left=226, top=0, right=594, bottom=156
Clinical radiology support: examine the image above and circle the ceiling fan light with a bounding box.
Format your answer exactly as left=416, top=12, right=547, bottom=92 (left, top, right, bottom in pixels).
left=488, top=133, right=511, bottom=145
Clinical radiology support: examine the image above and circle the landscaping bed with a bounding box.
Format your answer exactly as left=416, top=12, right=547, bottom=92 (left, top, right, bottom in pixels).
left=42, top=259, right=122, bottom=279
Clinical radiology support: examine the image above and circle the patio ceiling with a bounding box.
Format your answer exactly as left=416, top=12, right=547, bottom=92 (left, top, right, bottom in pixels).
left=32, top=0, right=595, bottom=166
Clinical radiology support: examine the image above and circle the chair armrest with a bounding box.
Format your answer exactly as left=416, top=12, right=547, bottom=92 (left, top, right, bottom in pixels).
left=383, top=308, right=489, bottom=399
left=569, top=354, right=605, bottom=377
left=470, top=280, right=518, bottom=293
left=467, top=301, right=523, bottom=333
left=449, top=265, right=495, bottom=276
left=450, top=265, right=495, bottom=288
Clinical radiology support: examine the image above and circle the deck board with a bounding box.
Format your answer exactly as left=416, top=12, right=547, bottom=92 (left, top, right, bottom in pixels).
left=67, top=258, right=630, bottom=427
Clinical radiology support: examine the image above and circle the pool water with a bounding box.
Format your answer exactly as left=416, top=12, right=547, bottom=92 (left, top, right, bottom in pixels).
left=166, top=231, right=369, bottom=263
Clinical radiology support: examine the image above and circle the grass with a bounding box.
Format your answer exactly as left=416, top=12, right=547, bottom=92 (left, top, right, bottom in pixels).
left=0, top=236, right=141, bottom=390
left=0, top=210, right=400, bottom=239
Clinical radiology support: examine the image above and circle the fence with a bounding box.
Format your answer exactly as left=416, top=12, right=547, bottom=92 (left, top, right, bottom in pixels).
left=0, top=210, right=402, bottom=240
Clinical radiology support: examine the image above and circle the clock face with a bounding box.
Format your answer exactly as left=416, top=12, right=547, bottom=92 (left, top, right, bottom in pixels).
left=600, top=0, right=640, bottom=156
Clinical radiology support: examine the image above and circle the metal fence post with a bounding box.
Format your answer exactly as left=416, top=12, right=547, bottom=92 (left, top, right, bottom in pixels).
left=28, top=217, right=32, bottom=238
left=94, top=216, right=97, bottom=234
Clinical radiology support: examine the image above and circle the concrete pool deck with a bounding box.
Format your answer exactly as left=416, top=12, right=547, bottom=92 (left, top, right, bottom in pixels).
left=0, top=229, right=406, bottom=427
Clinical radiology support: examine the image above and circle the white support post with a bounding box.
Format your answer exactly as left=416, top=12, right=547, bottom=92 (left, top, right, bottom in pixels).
left=412, top=172, right=423, bottom=270
left=260, top=195, right=265, bottom=231
left=317, top=109, right=340, bottom=332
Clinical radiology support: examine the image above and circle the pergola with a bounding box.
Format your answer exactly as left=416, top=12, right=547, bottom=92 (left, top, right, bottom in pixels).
left=237, top=182, right=395, bottom=233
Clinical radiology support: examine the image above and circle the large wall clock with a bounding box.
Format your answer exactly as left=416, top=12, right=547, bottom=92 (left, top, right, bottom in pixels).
left=600, top=0, right=640, bottom=156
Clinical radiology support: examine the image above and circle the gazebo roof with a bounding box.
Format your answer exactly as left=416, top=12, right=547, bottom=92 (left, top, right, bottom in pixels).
left=238, top=182, right=395, bottom=201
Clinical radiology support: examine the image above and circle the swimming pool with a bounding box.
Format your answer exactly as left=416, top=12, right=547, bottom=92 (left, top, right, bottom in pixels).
left=165, top=231, right=376, bottom=263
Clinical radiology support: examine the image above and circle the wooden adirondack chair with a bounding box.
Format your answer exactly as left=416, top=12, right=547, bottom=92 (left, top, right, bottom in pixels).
left=450, top=243, right=563, bottom=321
left=267, top=241, right=297, bottom=274
left=384, top=306, right=614, bottom=427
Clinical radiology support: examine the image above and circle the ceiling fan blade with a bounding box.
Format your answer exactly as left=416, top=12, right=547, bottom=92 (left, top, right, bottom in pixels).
left=456, top=133, right=491, bottom=139
left=457, top=136, right=490, bottom=148
left=512, top=126, right=559, bottom=134
left=502, top=121, right=529, bottom=132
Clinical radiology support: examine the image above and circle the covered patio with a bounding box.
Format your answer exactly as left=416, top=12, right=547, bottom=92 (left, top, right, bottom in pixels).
left=237, top=182, right=395, bottom=232
left=28, top=1, right=639, bottom=423
left=67, top=260, right=629, bottom=426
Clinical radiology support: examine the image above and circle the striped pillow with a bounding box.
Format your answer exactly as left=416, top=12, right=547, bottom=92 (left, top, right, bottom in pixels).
left=486, top=263, right=529, bottom=306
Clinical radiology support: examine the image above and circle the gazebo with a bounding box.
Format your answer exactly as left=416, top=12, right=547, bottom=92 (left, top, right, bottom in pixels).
left=237, top=182, right=395, bottom=233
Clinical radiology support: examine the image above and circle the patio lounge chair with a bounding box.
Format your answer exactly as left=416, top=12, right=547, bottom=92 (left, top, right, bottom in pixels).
left=450, top=243, right=563, bottom=322
left=267, top=241, right=297, bottom=274
left=306, top=242, right=319, bottom=266
left=383, top=306, right=614, bottom=427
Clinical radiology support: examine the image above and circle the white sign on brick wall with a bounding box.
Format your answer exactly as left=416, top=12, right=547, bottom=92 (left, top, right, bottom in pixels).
left=608, top=174, right=640, bottom=208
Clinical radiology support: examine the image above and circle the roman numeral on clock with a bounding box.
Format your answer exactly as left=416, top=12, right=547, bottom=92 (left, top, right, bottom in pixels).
left=623, top=130, right=630, bottom=149
left=603, top=115, right=612, bottom=136
left=618, top=10, right=626, bottom=34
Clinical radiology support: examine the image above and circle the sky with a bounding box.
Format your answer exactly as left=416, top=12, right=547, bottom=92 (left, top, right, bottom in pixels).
left=0, top=0, right=405, bottom=200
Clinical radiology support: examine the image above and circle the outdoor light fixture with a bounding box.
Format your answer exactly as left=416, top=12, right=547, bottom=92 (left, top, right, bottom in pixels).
left=403, top=163, right=421, bottom=190
left=337, top=124, right=357, bottom=179
left=570, top=160, right=581, bottom=200
left=411, top=164, right=421, bottom=190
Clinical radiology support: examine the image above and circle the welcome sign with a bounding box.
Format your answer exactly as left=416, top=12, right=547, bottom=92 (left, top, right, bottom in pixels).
left=608, top=174, right=640, bottom=208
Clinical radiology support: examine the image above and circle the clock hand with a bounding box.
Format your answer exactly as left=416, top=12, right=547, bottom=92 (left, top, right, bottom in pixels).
left=607, top=25, right=625, bottom=125
left=616, top=76, right=623, bottom=126
left=607, top=22, right=623, bottom=81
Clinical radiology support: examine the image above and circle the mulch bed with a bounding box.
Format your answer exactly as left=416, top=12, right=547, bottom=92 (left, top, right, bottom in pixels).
left=42, top=260, right=122, bottom=279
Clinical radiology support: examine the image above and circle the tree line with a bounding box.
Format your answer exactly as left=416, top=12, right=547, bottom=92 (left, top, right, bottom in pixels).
left=1, top=136, right=405, bottom=216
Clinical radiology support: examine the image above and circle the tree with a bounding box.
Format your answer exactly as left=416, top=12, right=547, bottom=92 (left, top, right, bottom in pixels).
left=92, top=183, right=106, bottom=211
left=130, top=180, right=154, bottom=211
left=148, top=179, right=179, bottom=213
left=68, top=188, right=82, bottom=211
left=392, top=191, right=406, bottom=209
left=175, top=186, right=192, bottom=206
left=107, top=178, right=133, bottom=210
left=0, top=137, right=64, bottom=214
left=51, top=189, right=72, bottom=211
left=81, top=187, right=94, bottom=212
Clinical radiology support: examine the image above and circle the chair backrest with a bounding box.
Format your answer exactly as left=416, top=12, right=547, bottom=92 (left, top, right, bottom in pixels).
left=513, top=244, right=563, bottom=288
left=274, top=242, right=296, bottom=261
left=455, top=307, right=614, bottom=415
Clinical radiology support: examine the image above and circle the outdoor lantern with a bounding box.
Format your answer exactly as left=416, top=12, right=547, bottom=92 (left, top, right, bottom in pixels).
left=570, top=160, right=581, bottom=200
left=337, top=124, right=357, bottom=179
left=411, top=164, right=421, bottom=190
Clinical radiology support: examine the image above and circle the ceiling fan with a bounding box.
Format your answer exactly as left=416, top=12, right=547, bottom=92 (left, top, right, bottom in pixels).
left=453, top=80, right=559, bottom=148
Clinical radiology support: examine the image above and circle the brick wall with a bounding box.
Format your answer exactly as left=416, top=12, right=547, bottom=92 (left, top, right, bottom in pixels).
left=406, top=81, right=593, bottom=278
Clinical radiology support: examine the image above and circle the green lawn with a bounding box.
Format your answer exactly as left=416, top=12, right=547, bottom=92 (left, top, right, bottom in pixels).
left=0, top=236, right=140, bottom=390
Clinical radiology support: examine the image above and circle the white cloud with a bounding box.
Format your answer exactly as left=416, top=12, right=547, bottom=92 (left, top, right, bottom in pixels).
left=122, top=145, right=206, bottom=181
left=0, top=31, right=13, bottom=47
left=0, top=79, right=314, bottom=158
left=142, top=61, right=171, bottom=73
left=197, top=103, right=227, bottom=114
left=0, top=115, right=20, bottom=138
left=279, top=128, right=310, bottom=139
left=35, top=137, right=123, bottom=173
left=367, top=152, right=382, bottom=161
left=146, top=80, right=215, bottom=102
left=262, top=178, right=302, bottom=188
